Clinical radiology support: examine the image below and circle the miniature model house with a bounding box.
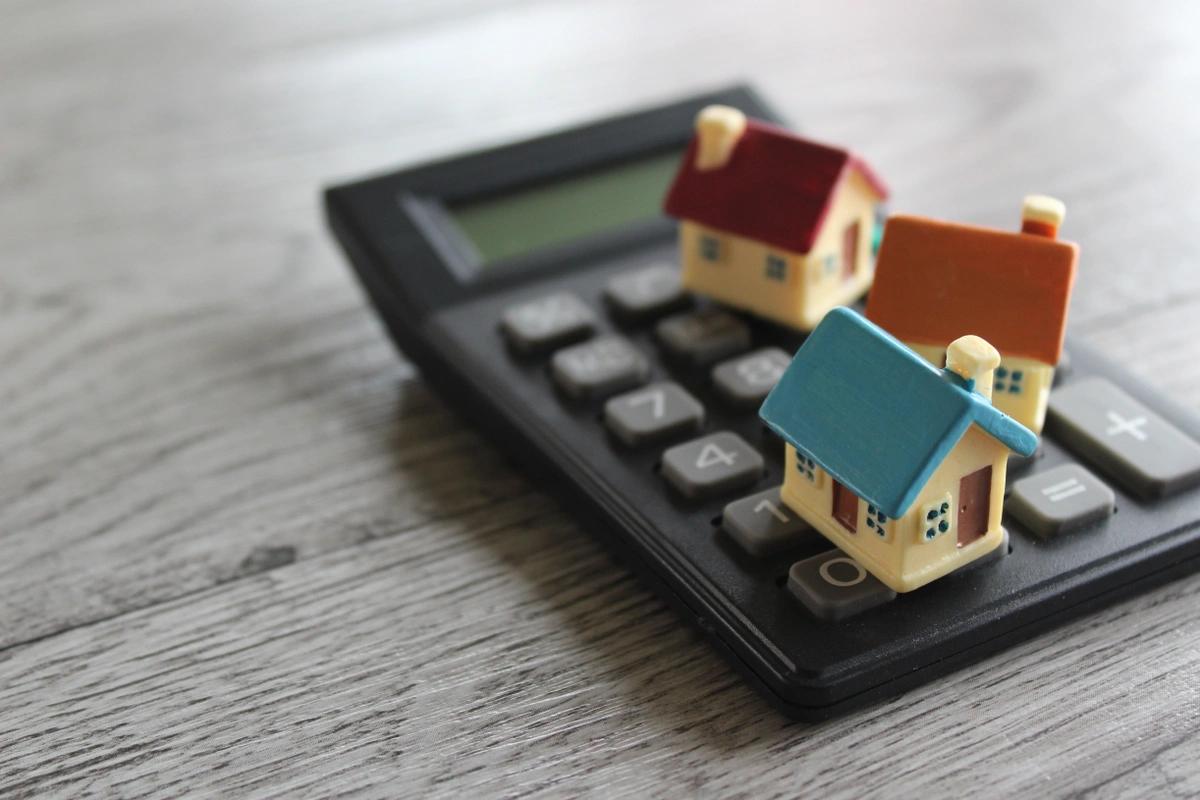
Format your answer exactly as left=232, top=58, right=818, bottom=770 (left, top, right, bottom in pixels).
left=866, top=196, right=1078, bottom=433
left=759, top=308, right=1038, bottom=593
left=662, top=105, right=889, bottom=331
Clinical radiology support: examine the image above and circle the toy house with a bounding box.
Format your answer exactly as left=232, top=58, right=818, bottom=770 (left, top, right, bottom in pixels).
left=865, top=197, right=1078, bottom=433
left=759, top=308, right=1038, bottom=593
left=662, top=105, right=889, bottom=331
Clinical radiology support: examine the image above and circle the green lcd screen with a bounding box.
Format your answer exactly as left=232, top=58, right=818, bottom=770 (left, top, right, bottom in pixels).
left=448, top=150, right=682, bottom=265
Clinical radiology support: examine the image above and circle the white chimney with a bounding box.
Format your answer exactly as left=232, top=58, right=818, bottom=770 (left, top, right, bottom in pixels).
left=1021, top=195, right=1066, bottom=238
left=946, top=335, right=1001, bottom=401
left=694, top=105, right=747, bottom=171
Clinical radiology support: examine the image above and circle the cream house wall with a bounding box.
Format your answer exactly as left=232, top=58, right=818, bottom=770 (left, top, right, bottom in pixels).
left=908, top=344, right=1054, bottom=433
left=781, top=424, right=1010, bottom=593
left=677, top=169, right=884, bottom=331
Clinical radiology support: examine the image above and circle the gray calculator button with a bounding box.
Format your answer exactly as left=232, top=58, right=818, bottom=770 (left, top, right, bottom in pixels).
left=551, top=336, right=648, bottom=400
left=1008, top=463, right=1115, bottom=539
left=661, top=431, right=763, bottom=500
left=604, top=264, right=690, bottom=320
left=1047, top=378, right=1200, bottom=499
left=501, top=292, right=595, bottom=354
left=723, top=486, right=814, bottom=557
left=603, top=382, right=704, bottom=447
left=787, top=550, right=896, bottom=621
left=655, top=308, right=751, bottom=366
left=712, top=347, right=792, bottom=408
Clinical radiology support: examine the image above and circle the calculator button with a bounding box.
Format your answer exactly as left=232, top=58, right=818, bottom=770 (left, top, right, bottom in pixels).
left=722, top=486, right=814, bottom=557
left=1047, top=378, right=1200, bottom=499
left=603, top=381, right=704, bottom=447
left=1008, top=463, right=1115, bottom=539
left=655, top=308, right=751, bottom=366
left=604, top=264, right=690, bottom=321
left=551, top=336, right=649, bottom=400
left=787, top=550, right=896, bottom=622
left=501, top=292, right=596, bottom=355
left=661, top=431, right=763, bottom=500
left=711, top=347, right=792, bottom=409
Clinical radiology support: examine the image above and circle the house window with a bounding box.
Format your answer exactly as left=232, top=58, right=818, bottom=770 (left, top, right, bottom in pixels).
left=994, top=365, right=1024, bottom=395
left=920, top=494, right=953, bottom=543
left=699, top=234, right=721, bottom=262
left=765, top=254, right=787, bottom=281
left=865, top=504, right=890, bottom=541
left=792, top=450, right=820, bottom=489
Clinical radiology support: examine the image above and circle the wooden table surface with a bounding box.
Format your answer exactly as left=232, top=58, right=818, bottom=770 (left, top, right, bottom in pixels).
left=4, top=1, right=1200, bottom=796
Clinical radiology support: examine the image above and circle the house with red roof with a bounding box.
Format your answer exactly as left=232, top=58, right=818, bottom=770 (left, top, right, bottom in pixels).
left=662, top=105, right=889, bottom=330
left=866, top=197, right=1078, bottom=434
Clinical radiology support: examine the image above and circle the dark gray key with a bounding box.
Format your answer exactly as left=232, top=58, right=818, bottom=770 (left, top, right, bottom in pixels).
left=603, top=382, right=704, bottom=447
left=1008, top=463, right=1115, bottom=539
left=604, top=263, right=690, bottom=320
left=661, top=431, right=763, bottom=500
left=1047, top=378, right=1200, bottom=499
left=655, top=308, right=751, bottom=366
left=787, top=550, right=897, bottom=621
left=550, top=336, right=648, bottom=400
left=723, top=486, right=814, bottom=557
left=501, top=292, right=595, bottom=354
left=711, top=347, right=792, bottom=408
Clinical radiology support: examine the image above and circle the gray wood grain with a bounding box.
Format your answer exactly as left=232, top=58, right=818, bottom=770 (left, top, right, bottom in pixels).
left=3, top=0, right=1200, bottom=795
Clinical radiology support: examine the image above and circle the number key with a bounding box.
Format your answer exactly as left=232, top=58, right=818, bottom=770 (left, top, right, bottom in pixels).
left=661, top=431, right=763, bottom=500
left=787, top=550, right=897, bottom=621
left=603, top=382, right=704, bottom=447
left=712, top=347, right=792, bottom=409
left=722, top=486, right=815, bottom=556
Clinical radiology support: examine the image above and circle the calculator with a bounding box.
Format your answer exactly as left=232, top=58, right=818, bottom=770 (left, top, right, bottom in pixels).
left=324, top=86, right=1200, bottom=719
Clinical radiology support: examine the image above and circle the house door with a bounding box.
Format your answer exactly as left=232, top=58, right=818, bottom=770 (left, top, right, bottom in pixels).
left=831, top=480, right=859, bottom=533
left=957, top=466, right=993, bottom=547
left=842, top=221, right=860, bottom=281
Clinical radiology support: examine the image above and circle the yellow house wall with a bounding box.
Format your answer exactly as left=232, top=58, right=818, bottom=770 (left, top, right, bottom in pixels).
left=797, top=170, right=880, bottom=329
left=677, top=170, right=882, bottom=331
left=780, top=425, right=1010, bottom=593
left=907, top=344, right=1053, bottom=433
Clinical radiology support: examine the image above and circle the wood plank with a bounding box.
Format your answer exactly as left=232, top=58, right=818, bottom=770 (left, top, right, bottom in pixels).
left=5, top=0, right=1200, bottom=793
left=0, top=508, right=1196, bottom=797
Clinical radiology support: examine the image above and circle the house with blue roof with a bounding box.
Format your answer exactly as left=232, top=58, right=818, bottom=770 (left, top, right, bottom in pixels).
left=760, top=307, right=1038, bottom=592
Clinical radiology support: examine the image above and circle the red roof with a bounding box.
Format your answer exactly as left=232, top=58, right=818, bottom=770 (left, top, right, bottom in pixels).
left=662, top=120, right=889, bottom=254
left=865, top=215, right=1078, bottom=365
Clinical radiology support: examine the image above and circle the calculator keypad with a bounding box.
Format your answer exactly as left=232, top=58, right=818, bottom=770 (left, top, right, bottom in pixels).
left=722, top=486, right=815, bottom=557
left=656, top=308, right=752, bottom=366
left=604, top=382, right=704, bottom=447
left=711, top=347, right=792, bottom=409
left=502, top=292, right=596, bottom=354
left=551, top=335, right=648, bottom=400
left=489, top=265, right=1200, bottom=631
left=787, top=550, right=897, bottom=622
left=661, top=432, right=764, bottom=500
left=604, top=263, right=691, bottom=320
left=1047, top=378, right=1200, bottom=499
left=1008, top=463, right=1115, bottom=539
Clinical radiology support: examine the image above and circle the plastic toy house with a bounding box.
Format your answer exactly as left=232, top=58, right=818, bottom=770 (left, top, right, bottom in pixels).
left=865, top=196, right=1078, bottom=434
left=662, top=105, right=889, bottom=331
left=759, top=308, right=1038, bottom=592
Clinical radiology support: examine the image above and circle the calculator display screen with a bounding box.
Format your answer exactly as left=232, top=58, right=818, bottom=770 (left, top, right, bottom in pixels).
left=447, top=150, right=681, bottom=265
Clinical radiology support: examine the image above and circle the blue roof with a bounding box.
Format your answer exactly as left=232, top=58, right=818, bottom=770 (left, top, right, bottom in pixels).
left=759, top=308, right=1038, bottom=519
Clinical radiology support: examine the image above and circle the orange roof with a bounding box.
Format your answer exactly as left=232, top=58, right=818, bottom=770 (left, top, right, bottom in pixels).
left=866, top=215, right=1078, bottom=365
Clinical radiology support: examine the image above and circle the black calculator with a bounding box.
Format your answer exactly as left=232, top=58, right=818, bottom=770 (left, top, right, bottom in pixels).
left=324, top=86, right=1200, bottom=719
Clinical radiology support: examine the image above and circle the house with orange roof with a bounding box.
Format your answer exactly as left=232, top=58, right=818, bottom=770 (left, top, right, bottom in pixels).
left=662, top=106, right=889, bottom=331
left=865, top=197, right=1078, bottom=433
